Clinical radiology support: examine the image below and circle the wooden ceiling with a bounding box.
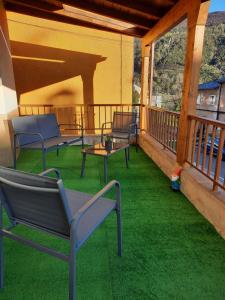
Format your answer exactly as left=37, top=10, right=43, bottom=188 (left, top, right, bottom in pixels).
left=4, top=0, right=206, bottom=38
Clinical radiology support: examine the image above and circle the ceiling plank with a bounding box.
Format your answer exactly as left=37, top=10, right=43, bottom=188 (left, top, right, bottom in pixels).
left=6, top=0, right=63, bottom=11
left=60, top=0, right=155, bottom=29
left=5, top=1, right=147, bottom=37
left=105, top=0, right=170, bottom=19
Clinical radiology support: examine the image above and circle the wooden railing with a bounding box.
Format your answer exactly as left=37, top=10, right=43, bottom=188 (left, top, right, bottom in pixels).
left=147, top=107, right=180, bottom=154
left=18, top=103, right=141, bottom=134
left=187, top=115, right=225, bottom=191
left=147, top=107, right=225, bottom=191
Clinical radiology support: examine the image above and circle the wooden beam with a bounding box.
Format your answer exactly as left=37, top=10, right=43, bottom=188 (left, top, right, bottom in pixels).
left=8, top=0, right=63, bottom=11
left=148, top=43, right=155, bottom=107
left=140, top=45, right=150, bottom=131
left=5, top=1, right=146, bottom=37
left=102, top=0, right=168, bottom=19
left=61, top=0, right=155, bottom=29
left=176, top=0, right=210, bottom=165
left=142, top=0, right=189, bottom=48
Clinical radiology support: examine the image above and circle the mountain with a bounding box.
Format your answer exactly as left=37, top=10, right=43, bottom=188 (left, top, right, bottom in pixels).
left=207, top=12, right=225, bottom=26
left=133, top=12, right=225, bottom=110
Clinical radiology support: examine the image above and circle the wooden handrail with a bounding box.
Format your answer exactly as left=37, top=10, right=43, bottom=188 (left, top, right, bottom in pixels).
left=18, top=103, right=144, bottom=108
left=188, top=115, right=225, bottom=129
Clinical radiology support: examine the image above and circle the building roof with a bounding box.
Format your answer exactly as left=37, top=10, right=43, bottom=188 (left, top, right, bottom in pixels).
left=4, top=0, right=208, bottom=38
left=218, top=77, right=225, bottom=84
left=198, top=81, right=220, bottom=90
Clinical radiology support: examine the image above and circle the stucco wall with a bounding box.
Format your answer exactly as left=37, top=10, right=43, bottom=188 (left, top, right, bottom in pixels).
left=219, top=83, right=225, bottom=113
left=7, top=12, right=134, bottom=107
left=197, top=86, right=225, bottom=121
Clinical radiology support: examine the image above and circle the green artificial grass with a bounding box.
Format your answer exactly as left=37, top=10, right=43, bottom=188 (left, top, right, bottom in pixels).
left=1, top=146, right=225, bottom=300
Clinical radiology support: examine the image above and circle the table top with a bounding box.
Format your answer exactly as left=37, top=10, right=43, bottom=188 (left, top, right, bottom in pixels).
left=82, top=142, right=129, bottom=157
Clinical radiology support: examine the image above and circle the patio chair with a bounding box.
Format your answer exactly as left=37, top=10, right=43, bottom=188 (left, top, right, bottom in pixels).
left=101, top=112, right=138, bottom=155
left=12, top=113, right=84, bottom=171
left=0, top=167, right=122, bottom=300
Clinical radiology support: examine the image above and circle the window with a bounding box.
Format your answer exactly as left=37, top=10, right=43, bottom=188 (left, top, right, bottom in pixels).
left=197, top=95, right=201, bottom=104
left=209, top=95, right=216, bottom=105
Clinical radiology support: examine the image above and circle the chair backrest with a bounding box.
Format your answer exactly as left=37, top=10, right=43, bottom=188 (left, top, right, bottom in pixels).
left=112, top=112, right=137, bottom=133
left=0, top=167, right=71, bottom=237
left=12, top=114, right=60, bottom=146
left=36, top=114, right=60, bottom=140
left=12, top=115, right=41, bottom=146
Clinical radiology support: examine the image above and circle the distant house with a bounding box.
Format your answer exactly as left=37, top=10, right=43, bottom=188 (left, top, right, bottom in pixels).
left=197, top=77, right=225, bottom=122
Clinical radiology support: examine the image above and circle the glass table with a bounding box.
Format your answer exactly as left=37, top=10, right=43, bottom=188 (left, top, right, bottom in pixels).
left=81, top=142, right=129, bottom=182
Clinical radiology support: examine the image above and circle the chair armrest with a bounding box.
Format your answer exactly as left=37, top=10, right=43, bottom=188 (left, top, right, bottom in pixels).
left=71, top=180, right=121, bottom=230
left=59, top=123, right=84, bottom=137
left=59, top=123, right=83, bottom=129
left=14, top=132, right=45, bottom=148
left=128, top=123, right=138, bottom=134
left=39, top=168, right=61, bottom=179
left=101, top=122, right=113, bottom=129
left=101, top=122, right=113, bottom=143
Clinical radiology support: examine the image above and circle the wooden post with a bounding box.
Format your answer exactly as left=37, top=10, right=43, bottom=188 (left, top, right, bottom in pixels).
left=176, top=0, right=210, bottom=165
left=147, top=43, right=155, bottom=107
left=140, top=45, right=150, bottom=131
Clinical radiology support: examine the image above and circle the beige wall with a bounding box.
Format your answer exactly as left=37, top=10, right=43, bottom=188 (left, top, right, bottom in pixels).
left=219, top=83, right=225, bottom=113
left=197, top=86, right=225, bottom=121
left=0, top=1, right=18, bottom=166
left=197, top=89, right=219, bottom=111
left=7, top=12, right=134, bottom=108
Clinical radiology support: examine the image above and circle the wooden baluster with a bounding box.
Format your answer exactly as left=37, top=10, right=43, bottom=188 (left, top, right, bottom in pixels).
left=213, top=129, right=225, bottom=191
left=202, top=123, right=209, bottom=172
left=196, top=122, right=203, bottom=168
left=207, top=125, right=217, bottom=178
left=191, top=120, right=199, bottom=165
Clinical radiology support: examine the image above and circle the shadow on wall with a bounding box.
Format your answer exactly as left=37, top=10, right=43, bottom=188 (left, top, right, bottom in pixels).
left=10, top=41, right=107, bottom=129
left=11, top=41, right=106, bottom=104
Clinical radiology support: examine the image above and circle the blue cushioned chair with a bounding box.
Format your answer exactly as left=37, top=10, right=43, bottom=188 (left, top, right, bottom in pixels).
left=0, top=167, right=122, bottom=300
left=12, top=114, right=84, bottom=170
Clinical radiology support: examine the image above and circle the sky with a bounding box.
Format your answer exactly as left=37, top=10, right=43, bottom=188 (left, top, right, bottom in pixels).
left=209, top=0, right=225, bottom=12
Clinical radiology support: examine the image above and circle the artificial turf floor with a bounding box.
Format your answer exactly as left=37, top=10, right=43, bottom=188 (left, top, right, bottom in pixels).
left=1, top=146, right=225, bottom=300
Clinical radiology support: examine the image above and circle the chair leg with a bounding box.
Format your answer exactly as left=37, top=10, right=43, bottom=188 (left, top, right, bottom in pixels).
left=127, top=137, right=131, bottom=160
left=0, top=201, right=3, bottom=288
left=69, top=243, right=77, bottom=300
left=116, top=209, right=122, bottom=257
left=42, top=150, right=46, bottom=171
left=56, top=146, right=59, bottom=157
left=0, top=237, right=3, bottom=289
left=136, top=134, right=138, bottom=152
left=13, top=136, right=17, bottom=169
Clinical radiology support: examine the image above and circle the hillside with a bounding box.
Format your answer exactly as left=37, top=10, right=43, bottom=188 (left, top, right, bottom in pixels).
left=133, top=12, right=225, bottom=110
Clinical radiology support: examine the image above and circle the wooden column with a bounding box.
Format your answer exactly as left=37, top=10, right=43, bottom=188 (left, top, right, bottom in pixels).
left=140, top=45, right=150, bottom=131
left=176, top=0, right=210, bottom=165
left=0, top=0, right=18, bottom=166
left=148, top=43, right=155, bottom=107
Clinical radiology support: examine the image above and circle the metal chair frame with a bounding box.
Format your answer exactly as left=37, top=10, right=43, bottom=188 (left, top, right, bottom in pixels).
left=0, top=168, right=122, bottom=300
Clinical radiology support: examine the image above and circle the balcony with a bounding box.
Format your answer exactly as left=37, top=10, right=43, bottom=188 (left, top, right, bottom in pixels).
left=2, top=145, right=225, bottom=299
left=1, top=0, right=225, bottom=299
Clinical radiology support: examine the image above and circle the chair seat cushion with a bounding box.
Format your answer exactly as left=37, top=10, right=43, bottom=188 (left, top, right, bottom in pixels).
left=21, top=136, right=82, bottom=149
left=65, top=189, right=116, bottom=249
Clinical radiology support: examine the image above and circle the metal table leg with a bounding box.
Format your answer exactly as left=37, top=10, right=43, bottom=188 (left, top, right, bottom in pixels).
left=81, top=152, right=86, bottom=177
left=104, top=156, right=108, bottom=183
